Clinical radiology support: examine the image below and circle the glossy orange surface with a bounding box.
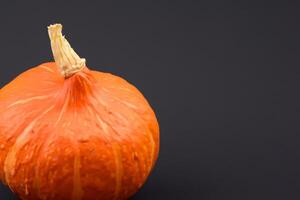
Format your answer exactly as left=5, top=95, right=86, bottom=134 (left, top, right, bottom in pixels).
left=0, top=63, right=159, bottom=200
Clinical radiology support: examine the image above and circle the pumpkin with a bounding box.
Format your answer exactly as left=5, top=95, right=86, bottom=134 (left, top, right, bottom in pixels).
left=0, top=24, right=159, bottom=200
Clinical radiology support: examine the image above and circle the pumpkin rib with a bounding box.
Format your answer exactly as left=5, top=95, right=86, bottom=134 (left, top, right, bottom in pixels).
left=82, top=99, right=124, bottom=199
left=33, top=129, right=70, bottom=199
left=3, top=105, right=55, bottom=187
left=33, top=132, right=53, bottom=198
left=0, top=109, right=40, bottom=183
left=111, top=143, right=123, bottom=200
left=17, top=123, right=54, bottom=200
left=102, top=87, right=138, bottom=110
left=98, top=87, right=157, bottom=171
left=72, top=148, right=83, bottom=200
left=34, top=97, right=75, bottom=198
left=7, top=95, right=52, bottom=109
left=92, top=109, right=125, bottom=198
left=90, top=94, right=153, bottom=197
left=94, top=99, right=153, bottom=198
left=92, top=87, right=154, bottom=161
left=94, top=113, right=114, bottom=142
left=54, top=89, right=71, bottom=126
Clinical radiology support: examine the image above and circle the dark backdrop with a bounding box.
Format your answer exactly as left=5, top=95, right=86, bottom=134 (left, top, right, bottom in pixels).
left=0, top=1, right=300, bottom=199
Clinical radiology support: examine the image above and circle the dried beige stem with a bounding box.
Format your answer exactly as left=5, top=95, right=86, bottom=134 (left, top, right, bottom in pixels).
left=48, top=24, right=86, bottom=78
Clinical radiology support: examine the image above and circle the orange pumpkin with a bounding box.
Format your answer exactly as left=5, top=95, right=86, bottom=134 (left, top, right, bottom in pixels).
left=0, top=24, right=159, bottom=200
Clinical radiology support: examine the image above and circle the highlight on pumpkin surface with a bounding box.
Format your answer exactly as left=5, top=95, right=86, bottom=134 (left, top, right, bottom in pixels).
left=0, top=23, right=159, bottom=200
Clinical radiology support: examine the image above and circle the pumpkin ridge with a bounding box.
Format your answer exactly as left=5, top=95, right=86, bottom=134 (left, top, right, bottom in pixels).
left=7, top=95, right=52, bottom=109
left=88, top=105, right=125, bottom=197
left=33, top=132, right=53, bottom=198
left=89, top=91, right=155, bottom=196
left=72, top=149, right=83, bottom=200
left=3, top=105, right=55, bottom=187
left=54, top=89, right=71, bottom=126
left=96, top=87, right=157, bottom=171
left=111, top=143, right=123, bottom=200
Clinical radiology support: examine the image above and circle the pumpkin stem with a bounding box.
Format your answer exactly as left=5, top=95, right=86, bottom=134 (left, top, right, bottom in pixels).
left=48, top=24, right=86, bottom=78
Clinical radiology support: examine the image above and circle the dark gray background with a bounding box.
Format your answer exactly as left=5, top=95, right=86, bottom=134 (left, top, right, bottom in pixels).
left=0, top=1, right=300, bottom=199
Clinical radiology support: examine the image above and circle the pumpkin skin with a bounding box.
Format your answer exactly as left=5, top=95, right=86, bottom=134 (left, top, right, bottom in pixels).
left=0, top=62, right=159, bottom=200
